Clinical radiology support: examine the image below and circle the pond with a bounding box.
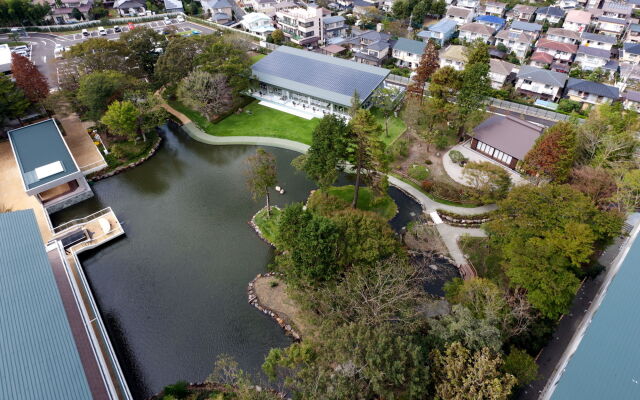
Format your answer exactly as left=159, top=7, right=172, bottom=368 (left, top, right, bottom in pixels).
left=51, top=123, right=424, bottom=399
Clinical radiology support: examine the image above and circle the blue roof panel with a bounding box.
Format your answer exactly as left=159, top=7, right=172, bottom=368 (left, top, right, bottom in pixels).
left=0, top=210, right=92, bottom=400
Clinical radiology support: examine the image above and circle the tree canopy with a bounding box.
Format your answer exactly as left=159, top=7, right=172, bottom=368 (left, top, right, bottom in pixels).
left=303, top=114, right=349, bottom=190
left=522, top=121, right=578, bottom=182
left=11, top=52, right=48, bottom=102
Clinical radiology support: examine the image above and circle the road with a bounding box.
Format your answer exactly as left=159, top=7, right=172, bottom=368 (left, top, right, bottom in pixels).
left=0, top=18, right=218, bottom=88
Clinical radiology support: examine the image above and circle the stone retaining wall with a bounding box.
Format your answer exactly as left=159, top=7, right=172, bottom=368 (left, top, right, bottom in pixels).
left=247, top=272, right=301, bottom=341
left=248, top=206, right=280, bottom=247
left=88, top=137, right=162, bottom=183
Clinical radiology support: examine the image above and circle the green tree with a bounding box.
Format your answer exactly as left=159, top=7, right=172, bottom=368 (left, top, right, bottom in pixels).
left=456, top=61, right=491, bottom=138
left=0, top=0, right=51, bottom=25
left=347, top=108, right=385, bottom=208
left=270, top=29, right=285, bottom=44
left=245, top=148, right=278, bottom=215
left=430, top=0, right=447, bottom=16
left=70, top=7, right=83, bottom=20
left=0, top=75, right=30, bottom=124
left=100, top=100, right=140, bottom=140
left=177, top=69, right=233, bottom=121
left=428, top=66, right=462, bottom=101
left=522, top=122, right=578, bottom=182
left=154, top=35, right=208, bottom=85
left=198, top=37, right=252, bottom=96
left=431, top=342, right=517, bottom=400
left=119, top=26, right=166, bottom=77
left=66, top=38, right=135, bottom=76
left=465, top=39, right=491, bottom=66
left=615, top=169, right=640, bottom=212
left=503, top=347, right=538, bottom=387
left=77, top=70, right=135, bottom=120
left=429, top=304, right=503, bottom=352
left=303, top=114, right=349, bottom=190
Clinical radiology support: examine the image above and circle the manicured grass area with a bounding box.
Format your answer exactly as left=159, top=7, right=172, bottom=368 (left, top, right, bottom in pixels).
left=323, top=185, right=398, bottom=220
left=389, top=173, right=481, bottom=208
left=371, top=108, right=406, bottom=146
left=169, top=99, right=319, bottom=145
left=0, top=41, right=27, bottom=46
left=253, top=207, right=281, bottom=245
left=458, top=236, right=507, bottom=286
left=408, top=164, right=430, bottom=181
left=250, top=53, right=266, bottom=64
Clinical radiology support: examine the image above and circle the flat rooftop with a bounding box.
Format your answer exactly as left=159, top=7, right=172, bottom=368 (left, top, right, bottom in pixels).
left=252, top=46, right=390, bottom=107
left=8, top=119, right=79, bottom=191
left=0, top=209, right=93, bottom=399
left=551, top=230, right=640, bottom=399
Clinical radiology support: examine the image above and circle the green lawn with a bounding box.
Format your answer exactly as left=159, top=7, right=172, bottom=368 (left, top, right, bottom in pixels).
left=323, top=185, right=398, bottom=220
left=371, top=108, right=406, bottom=146
left=169, top=99, right=319, bottom=145
left=250, top=53, right=266, bottom=64
left=253, top=207, right=281, bottom=245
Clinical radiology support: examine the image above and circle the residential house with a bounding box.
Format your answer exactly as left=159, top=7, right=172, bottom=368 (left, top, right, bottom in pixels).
left=602, top=1, right=632, bottom=19
left=240, top=12, right=275, bottom=38
left=392, top=38, right=426, bottom=69
left=529, top=51, right=555, bottom=69
left=575, top=45, right=611, bottom=70
left=628, top=0, right=640, bottom=11
left=475, top=14, right=506, bottom=31
left=510, top=20, right=543, bottom=39
left=164, top=0, right=184, bottom=12
left=469, top=115, right=543, bottom=170
left=626, top=23, right=640, bottom=43
left=249, top=0, right=279, bottom=11
left=344, top=30, right=392, bottom=66
left=46, top=0, right=93, bottom=23
left=113, top=0, right=145, bottom=16
left=563, top=10, right=592, bottom=32
left=507, top=4, right=536, bottom=22
left=201, top=0, right=233, bottom=23
left=484, top=1, right=506, bottom=17
left=457, top=0, right=480, bottom=10
left=545, top=27, right=581, bottom=44
left=276, top=4, right=325, bottom=47
left=459, top=22, right=496, bottom=44
left=535, top=38, right=578, bottom=63
left=558, top=0, right=578, bottom=9
left=489, top=58, right=517, bottom=88
left=621, top=42, right=640, bottom=63
left=622, top=90, right=640, bottom=110
left=495, top=29, right=535, bottom=60
left=565, top=78, right=619, bottom=105
left=446, top=6, right=475, bottom=25
left=580, top=32, right=616, bottom=50
left=619, top=62, right=640, bottom=87
left=0, top=44, right=10, bottom=74
left=535, top=6, right=565, bottom=24
left=515, top=65, right=569, bottom=100
left=417, top=18, right=457, bottom=46
left=323, top=15, right=347, bottom=42
left=352, top=0, right=379, bottom=16
left=594, top=15, right=627, bottom=37
left=439, top=45, right=468, bottom=70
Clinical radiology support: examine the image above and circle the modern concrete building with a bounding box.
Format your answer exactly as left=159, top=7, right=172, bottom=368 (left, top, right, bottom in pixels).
left=276, top=4, right=325, bottom=46
left=7, top=119, right=93, bottom=214
left=250, top=46, right=389, bottom=118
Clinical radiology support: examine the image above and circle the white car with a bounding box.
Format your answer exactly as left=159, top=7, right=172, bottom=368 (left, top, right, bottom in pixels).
left=163, top=16, right=171, bottom=25
left=54, top=44, right=67, bottom=58
left=98, top=26, right=107, bottom=36
left=82, top=28, right=89, bottom=36
left=176, top=14, right=185, bottom=22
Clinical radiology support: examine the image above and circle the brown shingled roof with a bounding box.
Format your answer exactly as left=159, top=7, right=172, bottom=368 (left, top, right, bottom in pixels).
left=536, top=38, right=578, bottom=53
left=459, top=22, right=495, bottom=35
left=530, top=51, right=554, bottom=64
left=472, top=115, right=543, bottom=160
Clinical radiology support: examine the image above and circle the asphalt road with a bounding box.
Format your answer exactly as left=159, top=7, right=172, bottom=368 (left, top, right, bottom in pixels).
left=0, top=19, right=218, bottom=88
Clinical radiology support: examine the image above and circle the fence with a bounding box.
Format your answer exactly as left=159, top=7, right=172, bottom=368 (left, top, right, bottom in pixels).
left=185, top=15, right=261, bottom=41
left=488, top=98, right=577, bottom=123
left=52, top=207, right=113, bottom=235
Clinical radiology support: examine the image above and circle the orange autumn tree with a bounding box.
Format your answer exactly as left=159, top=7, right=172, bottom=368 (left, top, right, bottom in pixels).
left=407, top=39, right=439, bottom=101
left=521, top=122, right=578, bottom=183
left=11, top=53, right=49, bottom=102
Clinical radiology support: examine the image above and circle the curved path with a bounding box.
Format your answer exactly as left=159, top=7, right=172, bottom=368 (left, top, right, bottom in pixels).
left=163, top=101, right=490, bottom=277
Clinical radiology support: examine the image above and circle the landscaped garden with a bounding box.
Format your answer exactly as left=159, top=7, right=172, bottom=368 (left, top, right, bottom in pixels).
left=253, top=207, right=281, bottom=245
left=312, top=185, right=398, bottom=220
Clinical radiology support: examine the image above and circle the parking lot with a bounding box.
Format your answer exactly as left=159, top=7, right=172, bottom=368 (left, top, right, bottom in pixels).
left=57, top=19, right=198, bottom=41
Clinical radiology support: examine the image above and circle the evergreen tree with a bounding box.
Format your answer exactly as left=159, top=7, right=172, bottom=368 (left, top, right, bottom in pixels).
left=0, top=75, right=30, bottom=124
left=303, top=115, right=349, bottom=190
left=408, top=39, right=439, bottom=101
left=347, top=109, right=385, bottom=208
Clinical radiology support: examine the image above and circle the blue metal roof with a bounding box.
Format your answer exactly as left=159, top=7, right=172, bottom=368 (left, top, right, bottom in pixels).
left=252, top=46, right=389, bottom=106
left=8, top=119, right=79, bottom=191
left=511, top=20, right=542, bottom=32
left=428, top=18, right=458, bottom=33
left=476, top=15, right=505, bottom=24
left=0, top=209, right=92, bottom=400
left=393, top=37, right=426, bottom=55
left=552, top=231, right=640, bottom=399
left=624, top=42, right=640, bottom=55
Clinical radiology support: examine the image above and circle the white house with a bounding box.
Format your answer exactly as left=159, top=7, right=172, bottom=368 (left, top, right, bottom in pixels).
left=445, top=6, right=475, bottom=25
left=241, top=13, right=275, bottom=38
left=113, top=0, right=145, bottom=16
left=457, top=0, right=479, bottom=10
left=439, top=45, right=468, bottom=71
left=580, top=32, right=616, bottom=51
left=495, top=29, right=535, bottom=60
left=392, top=38, right=426, bottom=69
left=563, top=10, right=592, bottom=32
left=489, top=58, right=517, bottom=89
left=622, top=42, right=640, bottom=64
left=276, top=4, right=325, bottom=46
left=546, top=28, right=581, bottom=44
left=594, top=16, right=626, bottom=37
left=484, top=1, right=506, bottom=17
left=516, top=65, right=568, bottom=101
left=535, top=6, right=565, bottom=24
left=575, top=45, right=611, bottom=70
left=459, top=22, right=495, bottom=44
left=625, top=23, right=640, bottom=44
left=565, top=78, right=619, bottom=106
left=535, top=38, right=578, bottom=63
left=622, top=90, right=640, bottom=111
left=507, top=4, right=536, bottom=22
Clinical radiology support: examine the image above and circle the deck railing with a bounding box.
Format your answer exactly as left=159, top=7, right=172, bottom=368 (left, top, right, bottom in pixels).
left=52, top=207, right=114, bottom=235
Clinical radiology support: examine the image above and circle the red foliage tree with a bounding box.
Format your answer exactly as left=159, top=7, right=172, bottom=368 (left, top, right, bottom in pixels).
left=569, top=166, right=617, bottom=209
left=11, top=53, right=49, bottom=103
left=408, top=39, right=439, bottom=101
left=521, top=122, right=578, bottom=183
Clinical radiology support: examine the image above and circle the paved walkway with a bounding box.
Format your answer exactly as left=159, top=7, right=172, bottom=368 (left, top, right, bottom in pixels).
left=58, top=114, right=107, bottom=173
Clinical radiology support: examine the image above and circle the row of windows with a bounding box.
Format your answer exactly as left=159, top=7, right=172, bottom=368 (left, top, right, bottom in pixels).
left=476, top=141, right=513, bottom=165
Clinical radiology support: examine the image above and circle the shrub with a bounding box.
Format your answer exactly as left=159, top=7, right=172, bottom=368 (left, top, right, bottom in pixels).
left=163, top=381, right=190, bottom=399
left=425, top=159, right=432, bottom=165
left=408, top=164, right=430, bottom=181
left=448, top=150, right=466, bottom=165
left=421, top=180, right=433, bottom=191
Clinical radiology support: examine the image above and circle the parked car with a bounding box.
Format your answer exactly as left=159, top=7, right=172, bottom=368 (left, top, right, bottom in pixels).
left=114, top=25, right=122, bottom=33
left=128, top=22, right=135, bottom=30
left=98, top=26, right=107, bottom=36
left=54, top=44, right=67, bottom=58
left=176, top=14, right=185, bottom=22
left=82, top=28, right=89, bottom=36
left=163, top=16, right=171, bottom=25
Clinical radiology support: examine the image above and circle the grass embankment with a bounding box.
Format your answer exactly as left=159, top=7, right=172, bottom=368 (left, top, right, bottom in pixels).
left=253, top=207, right=281, bottom=245
left=249, top=53, right=266, bottom=64
left=389, top=172, right=481, bottom=208
left=311, top=185, right=398, bottom=220
left=254, top=275, right=312, bottom=338
left=168, top=99, right=319, bottom=145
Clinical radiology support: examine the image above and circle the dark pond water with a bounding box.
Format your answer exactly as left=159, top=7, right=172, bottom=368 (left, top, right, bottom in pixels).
left=51, top=123, right=424, bottom=399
